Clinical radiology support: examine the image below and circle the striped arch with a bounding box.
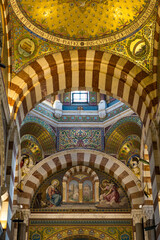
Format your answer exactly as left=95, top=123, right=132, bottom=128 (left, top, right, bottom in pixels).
left=63, top=166, right=99, bottom=182
left=8, top=50, right=157, bottom=130
left=19, top=149, right=143, bottom=209
left=153, top=0, right=160, bottom=107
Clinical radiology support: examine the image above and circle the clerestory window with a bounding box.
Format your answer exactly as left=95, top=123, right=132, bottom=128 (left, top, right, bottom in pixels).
left=71, top=91, right=89, bottom=104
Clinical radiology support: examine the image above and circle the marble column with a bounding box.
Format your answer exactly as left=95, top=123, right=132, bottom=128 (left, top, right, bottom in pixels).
left=22, top=209, right=30, bottom=240
left=62, top=182, right=67, bottom=202
left=17, top=222, right=26, bottom=240
left=95, top=182, right=99, bottom=202
left=79, top=183, right=83, bottom=203
left=132, top=209, right=144, bottom=240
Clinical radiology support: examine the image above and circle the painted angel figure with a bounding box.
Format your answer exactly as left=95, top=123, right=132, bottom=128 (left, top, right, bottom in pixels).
left=100, top=179, right=120, bottom=203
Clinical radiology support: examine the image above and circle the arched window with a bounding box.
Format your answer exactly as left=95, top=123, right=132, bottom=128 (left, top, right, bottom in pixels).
left=62, top=166, right=99, bottom=203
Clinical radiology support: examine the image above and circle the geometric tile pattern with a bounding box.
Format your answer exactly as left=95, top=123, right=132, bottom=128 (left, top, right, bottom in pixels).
left=33, top=101, right=130, bottom=122
left=28, top=219, right=133, bottom=240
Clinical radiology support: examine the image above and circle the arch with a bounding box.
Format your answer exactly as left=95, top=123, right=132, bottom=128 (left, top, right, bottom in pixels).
left=19, top=149, right=143, bottom=209
left=62, top=166, right=99, bottom=203
left=8, top=50, right=157, bottom=131
left=63, top=166, right=99, bottom=182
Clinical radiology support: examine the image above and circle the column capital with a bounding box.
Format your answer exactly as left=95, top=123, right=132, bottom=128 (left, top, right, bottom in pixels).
left=22, top=209, right=30, bottom=225
left=131, top=209, right=143, bottom=224
left=143, top=206, right=154, bottom=221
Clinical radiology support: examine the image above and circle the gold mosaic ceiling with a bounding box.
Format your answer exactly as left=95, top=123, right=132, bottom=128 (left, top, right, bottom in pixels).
left=9, top=0, right=157, bottom=74
left=13, top=0, right=155, bottom=42
left=20, top=122, right=56, bottom=155
left=105, top=121, right=141, bottom=155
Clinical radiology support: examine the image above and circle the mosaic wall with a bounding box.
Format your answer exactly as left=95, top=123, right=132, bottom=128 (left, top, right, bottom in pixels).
left=57, top=128, right=104, bottom=151
left=10, top=0, right=157, bottom=75
left=105, top=116, right=142, bottom=136
left=33, top=102, right=129, bottom=122
left=31, top=168, right=131, bottom=213
left=89, top=92, right=97, bottom=106
left=63, top=92, right=71, bottom=105
left=29, top=219, right=133, bottom=240
left=21, top=115, right=56, bottom=139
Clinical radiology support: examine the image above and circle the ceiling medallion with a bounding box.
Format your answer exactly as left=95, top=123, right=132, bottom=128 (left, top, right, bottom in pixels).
left=127, top=36, right=150, bottom=60
left=18, top=38, right=36, bottom=57
left=11, top=0, right=156, bottom=46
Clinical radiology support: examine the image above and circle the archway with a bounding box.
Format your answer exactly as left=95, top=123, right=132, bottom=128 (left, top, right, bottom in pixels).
left=8, top=50, right=157, bottom=131
left=18, top=149, right=143, bottom=209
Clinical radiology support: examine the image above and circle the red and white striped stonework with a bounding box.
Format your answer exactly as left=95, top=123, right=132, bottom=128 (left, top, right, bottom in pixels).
left=143, top=145, right=153, bottom=206
left=146, top=128, right=160, bottom=240
left=5, top=128, right=19, bottom=240
left=8, top=50, right=157, bottom=130
left=12, top=154, right=19, bottom=207
left=63, top=166, right=98, bottom=182
left=18, top=149, right=144, bottom=209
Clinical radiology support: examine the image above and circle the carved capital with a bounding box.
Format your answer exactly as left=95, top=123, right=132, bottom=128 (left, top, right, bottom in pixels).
left=131, top=209, right=143, bottom=224
left=143, top=206, right=154, bottom=221
left=22, top=209, right=30, bottom=225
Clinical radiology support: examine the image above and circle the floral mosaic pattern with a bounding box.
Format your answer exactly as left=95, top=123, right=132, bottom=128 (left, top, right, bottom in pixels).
left=89, top=92, right=97, bottom=106
left=57, top=128, right=104, bottom=151
left=29, top=219, right=133, bottom=240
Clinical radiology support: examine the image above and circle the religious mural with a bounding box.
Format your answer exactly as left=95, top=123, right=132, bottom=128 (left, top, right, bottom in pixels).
left=69, top=180, right=79, bottom=202
left=20, top=154, right=34, bottom=178
left=31, top=167, right=131, bottom=213
left=45, top=179, right=62, bottom=207
left=97, top=180, right=127, bottom=209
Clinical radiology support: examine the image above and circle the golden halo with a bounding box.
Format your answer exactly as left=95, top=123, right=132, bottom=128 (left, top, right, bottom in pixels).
left=102, top=179, right=110, bottom=186
left=51, top=179, right=59, bottom=187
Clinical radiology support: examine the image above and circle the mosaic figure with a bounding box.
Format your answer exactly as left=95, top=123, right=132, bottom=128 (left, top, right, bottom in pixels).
left=46, top=179, right=62, bottom=206
left=69, top=180, right=79, bottom=202
left=83, top=180, right=93, bottom=202
left=20, top=155, right=34, bottom=178
left=128, top=157, right=140, bottom=179
left=100, top=180, right=120, bottom=203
